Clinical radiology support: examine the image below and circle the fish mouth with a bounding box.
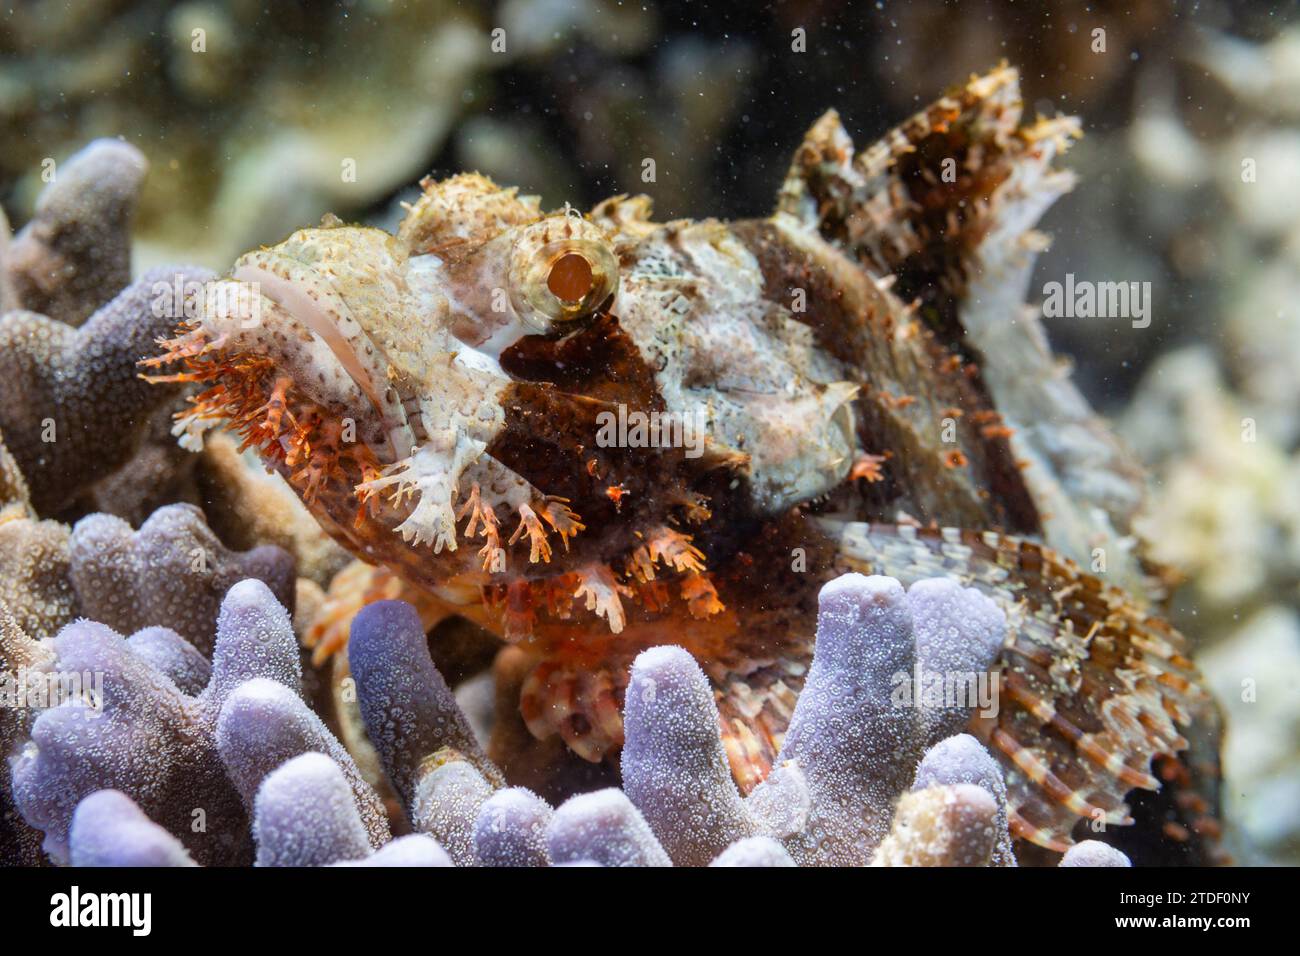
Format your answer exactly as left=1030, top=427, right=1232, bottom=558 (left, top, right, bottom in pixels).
left=228, top=262, right=418, bottom=464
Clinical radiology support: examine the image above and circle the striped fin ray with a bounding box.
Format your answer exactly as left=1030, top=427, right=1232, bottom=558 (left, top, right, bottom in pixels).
left=819, top=518, right=1214, bottom=852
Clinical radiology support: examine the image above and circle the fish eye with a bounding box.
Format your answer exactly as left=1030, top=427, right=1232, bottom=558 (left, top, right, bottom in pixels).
left=510, top=216, right=618, bottom=332
left=548, top=252, right=595, bottom=303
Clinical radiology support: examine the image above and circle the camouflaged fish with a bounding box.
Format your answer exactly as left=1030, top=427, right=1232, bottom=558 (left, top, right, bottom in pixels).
left=144, top=67, right=1222, bottom=863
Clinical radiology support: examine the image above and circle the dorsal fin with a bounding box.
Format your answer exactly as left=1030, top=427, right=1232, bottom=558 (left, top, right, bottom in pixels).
left=777, top=65, right=1079, bottom=328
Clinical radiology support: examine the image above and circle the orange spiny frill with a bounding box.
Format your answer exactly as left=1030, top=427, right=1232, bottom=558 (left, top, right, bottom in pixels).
left=508, top=503, right=553, bottom=564
left=645, top=525, right=707, bottom=575
left=540, top=499, right=585, bottom=551
left=681, top=572, right=725, bottom=619
left=457, top=483, right=506, bottom=572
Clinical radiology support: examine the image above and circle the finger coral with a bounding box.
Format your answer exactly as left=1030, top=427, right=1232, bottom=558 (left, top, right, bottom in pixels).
left=708, top=836, right=797, bottom=867
left=0, top=510, right=77, bottom=640
left=348, top=599, right=502, bottom=806
left=0, top=266, right=214, bottom=515
left=68, top=790, right=197, bottom=868
left=8, top=565, right=1141, bottom=867
left=9, top=579, right=304, bottom=864
left=1059, top=840, right=1133, bottom=867
left=752, top=574, right=1005, bottom=865
left=0, top=602, right=53, bottom=865
left=871, top=784, right=1002, bottom=867
left=547, top=789, right=672, bottom=867
left=472, top=787, right=552, bottom=867
left=620, top=574, right=1012, bottom=866
left=6, top=563, right=1154, bottom=867
left=2, top=139, right=146, bottom=326
left=336, top=571, right=1025, bottom=867
left=621, top=644, right=758, bottom=865
left=215, top=678, right=389, bottom=849
left=252, top=752, right=382, bottom=868
left=0, top=497, right=295, bottom=655
left=69, top=504, right=296, bottom=653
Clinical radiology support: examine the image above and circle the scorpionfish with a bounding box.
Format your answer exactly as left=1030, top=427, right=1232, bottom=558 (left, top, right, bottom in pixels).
left=145, top=67, right=1223, bottom=864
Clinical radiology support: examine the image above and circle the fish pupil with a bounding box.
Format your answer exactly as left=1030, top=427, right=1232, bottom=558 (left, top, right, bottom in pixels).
left=548, top=252, right=594, bottom=303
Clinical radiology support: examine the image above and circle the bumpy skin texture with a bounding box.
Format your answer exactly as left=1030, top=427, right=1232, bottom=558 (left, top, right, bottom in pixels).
left=547, top=789, right=672, bottom=867
left=253, top=752, right=373, bottom=867
left=69, top=504, right=296, bottom=654
left=0, top=266, right=213, bottom=515
left=69, top=790, right=197, bottom=867
left=1059, top=840, right=1133, bottom=867
left=215, top=677, right=389, bottom=850
left=10, top=579, right=302, bottom=865
left=2, top=139, right=145, bottom=326
left=913, top=733, right=1016, bottom=867
left=148, top=66, right=1222, bottom=862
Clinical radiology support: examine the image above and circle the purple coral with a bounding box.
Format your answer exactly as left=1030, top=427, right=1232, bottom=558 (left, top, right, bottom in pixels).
left=473, top=787, right=552, bottom=867
left=10, top=578, right=302, bottom=864
left=748, top=574, right=1005, bottom=865
left=0, top=267, right=214, bottom=515
left=2, top=139, right=146, bottom=326
left=339, top=835, right=452, bottom=868
left=758, top=574, right=921, bottom=864
left=70, top=504, right=296, bottom=654
left=252, top=753, right=375, bottom=867
left=621, top=645, right=756, bottom=865
left=708, top=836, right=796, bottom=867
left=410, top=758, right=494, bottom=866
left=547, top=789, right=671, bottom=867
left=68, top=790, right=196, bottom=867
left=251, top=753, right=451, bottom=868
left=348, top=597, right=504, bottom=865
left=912, top=733, right=1016, bottom=866
left=1059, top=840, right=1132, bottom=867
left=125, top=627, right=211, bottom=696
left=215, top=677, right=389, bottom=849
left=338, top=572, right=1015, bottom=867
left=348, top=599, right=498, bottom=804
left=6, top=571, right=1078, bottom=867
left=617, top=573, right=1012, bottom=866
